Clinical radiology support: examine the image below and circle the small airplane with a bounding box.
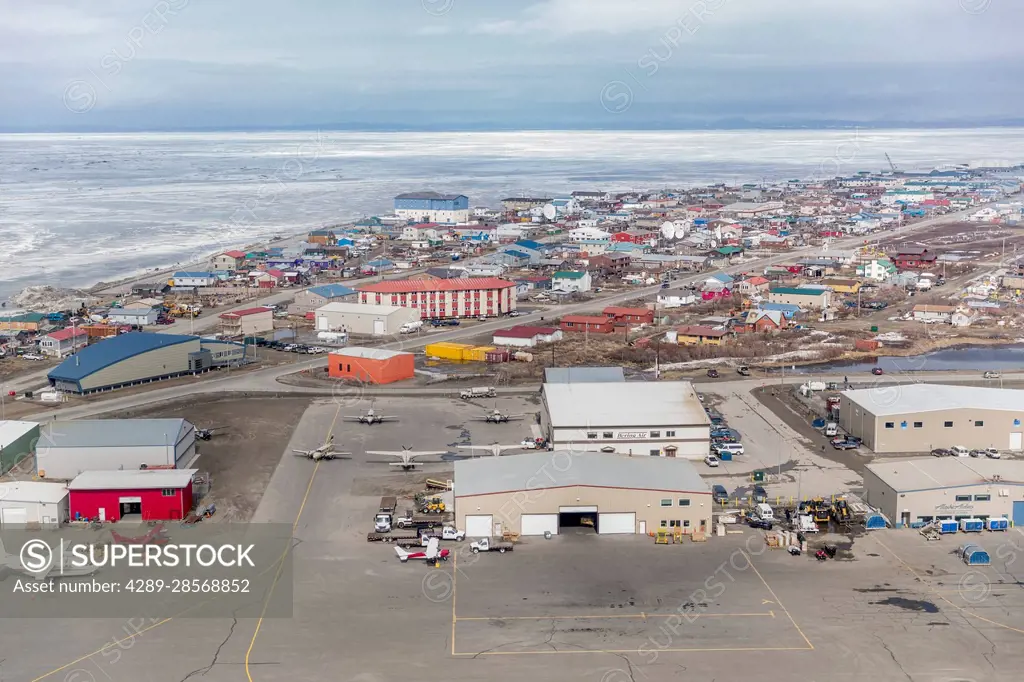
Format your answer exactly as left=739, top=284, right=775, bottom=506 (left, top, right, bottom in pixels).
left=0, top=537, right=99, bottom=581
left=292, top=434, right=351, bottom=461
left=395, top=537, right=450, bottom=563
left=342, top=405, right=398, bottom=425
left=457, top=443, right=524, bottom=458
left=110, top=524, right=170, bottom=545
left=366, top=446, right=448, bottom=471
left=471, top=409, right=525, bottom=424
left=196, top=426, right=224, bottom=441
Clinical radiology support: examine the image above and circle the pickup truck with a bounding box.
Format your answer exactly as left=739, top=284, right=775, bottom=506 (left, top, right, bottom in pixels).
left=460, top=386, right=497, bottom=399
left=737, top=365, right=750, bottom=376
left=832, top=438, right=861, bottom=450
left=470, top=537, right=513, bottom=553
left=394, top=511, right=446, bottom=529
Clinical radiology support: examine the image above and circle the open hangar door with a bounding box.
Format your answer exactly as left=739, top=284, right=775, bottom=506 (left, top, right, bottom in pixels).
left=559, top=505, right=598, bottom=533
left=465, top=514, right=492, bottom=538
left=598, top=512, right=636, bottom=535
left=521, top=514, right=558, bottom=536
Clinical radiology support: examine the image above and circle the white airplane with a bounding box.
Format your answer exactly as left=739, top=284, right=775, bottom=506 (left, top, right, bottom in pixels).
left=0, top=538, right=98, bottom=581
left=342, top=405, right=398, bottom=425
left=394, top=537, right=450, bottom=562
left=457, top=443, right=524, bottom=458
left=292, top=434, right=351, bottom=461
left=366, top=446, right=448, bottom=471
left=471, top=409, right=525, bottom=424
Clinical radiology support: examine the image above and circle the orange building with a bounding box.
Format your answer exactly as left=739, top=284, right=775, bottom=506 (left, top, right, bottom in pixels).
left=328, top=347, right=415, bottom=384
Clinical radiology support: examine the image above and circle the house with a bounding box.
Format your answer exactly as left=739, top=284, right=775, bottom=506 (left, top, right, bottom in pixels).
left=768, top=287, right=832, bottom=309
left=894, top=248, right=937, bottom=269
left=108, top=305, right=159, bottom=326
left=171, top=271, right=219, bottom=288
left=492, top=326, right=563, bottom=348
left=394, top=192, right=470, bottom=224
left=38, top=328, right=88, bottom=357
left=288, top=284, right=357, bottom=315
left=552, top=271, right=592, bottom=293
left=588, top=253, right=631, bottom=277
left=666, top=325, right=731, bottom=345
left=559, top=315, right=614, bottom=334
left=656, top=292, right=696, bottom=309
left=819, top=278, right=862, bottom=295
left=248, top=270, right=282, bottom=289
left=211, top=250, right=247, bottom=271
left=0, top=312, right=47, bottom=332
left=951, top=308, right=976, bottom=327
left=734, top=276, right=770, bottom=297
left=857, top=259, right=897, bottom=282
left=740, top=310, right=784, bottom=333
left=756, top=302, right=802, bottom=320
left=911, top=304, right=955, bottom=323
left=603, top=307, right=654, bottom=325
left=307, top=230, right=336, bottom=245
left=219, top=307, right=274, bottom=337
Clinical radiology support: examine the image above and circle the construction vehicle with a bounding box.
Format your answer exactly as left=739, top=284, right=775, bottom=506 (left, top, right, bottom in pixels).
left=169, top=305, right=199, bottom=318
left=800, top=497, right=832, bottom=524
left=420, top=497, right=446, bottom=514
left=831, top=498, right=851, bottom=523
left=425, top=478, right=451, bottom=491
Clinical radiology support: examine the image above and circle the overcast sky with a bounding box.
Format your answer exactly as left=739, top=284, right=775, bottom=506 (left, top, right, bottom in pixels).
left=2, top=0, right=1022, bottom=131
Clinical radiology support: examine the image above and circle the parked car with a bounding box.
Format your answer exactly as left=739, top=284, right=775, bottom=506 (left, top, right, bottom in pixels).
left=931, top=448, right=951, bottom=457
left=712, top=484, right=729, bottom=504
left=748, top=518, right=773, bottom=530
left=508, top=311, right=521, bottom=317
left=713, top=442, right=745, bottom=456
left=969, top=449, right=985, bottom=458
left=951, top=445, right=970, bottom=457
left=832, top=438, right=860, bottom=450
left=21, top=353, right=45, bottom=361
left=983, top=371, right=1001, bottom=379
left=985, top=448, right=1001, bottom=459
left=871, top=367, right=884, bottom=375
left=704, top=454, right=720, bottom=468
left=752, top=485, right=768, bottom=503
left=706, top=368, right=720, bottom=378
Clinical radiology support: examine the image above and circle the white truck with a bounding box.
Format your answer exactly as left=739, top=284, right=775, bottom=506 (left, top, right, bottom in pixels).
left=425, top=526, right=466, bottom=542
left=399, top=320, right=423, bottom=334
left=460, top=386, right=496, bottom=400
left=469, top=537, right=513, bottom=553
left=824, top=422, right=838, bottom=437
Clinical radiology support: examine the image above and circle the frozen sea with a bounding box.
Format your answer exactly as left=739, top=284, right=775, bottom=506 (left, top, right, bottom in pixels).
left=1, top=128, right=1023, bottom=300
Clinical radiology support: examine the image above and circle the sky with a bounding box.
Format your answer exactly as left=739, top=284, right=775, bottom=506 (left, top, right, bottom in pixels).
left=2, top=0, right=1023, bottom=131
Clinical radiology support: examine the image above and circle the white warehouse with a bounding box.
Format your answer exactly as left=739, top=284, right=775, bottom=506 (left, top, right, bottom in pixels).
left=314, top=302, right=420, bottom=336
left=36, top=419, right=197, bottom=481
left=541, top=381, right=711, bottom=458
left=0, top=481, right=70, bottom=527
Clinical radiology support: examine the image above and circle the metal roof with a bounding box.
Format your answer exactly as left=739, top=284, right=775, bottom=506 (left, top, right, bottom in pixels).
left=843, top=384, right=1024, bottom=417
left=455, top=451, right=710, bottom=498
left=47, top=333, right=197, bottom=382
left=544, top=367, right=624, bottom=383
left=0, top=481, right=69, bottom=504
left=866, top=458, right=1024, bottom=492
left=357, top=278, right=513, bottom=293
left=316, top=302, right=415, bottom=316
left=770, top=287, right=827, bottom=296
left=69, top=469, right=198, bottom=491
left=330, top=347, right=410, bottom=361
left=0, top=420, right=38, bottom=447
left=308, top=284, right=356, bottom=299
left=543, top=381, right=708, bottom=427
left=40, top=419, right=193, bottom=448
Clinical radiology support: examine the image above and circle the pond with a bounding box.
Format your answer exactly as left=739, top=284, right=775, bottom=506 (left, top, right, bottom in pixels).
left=788, top=344, right=1024, bottom=374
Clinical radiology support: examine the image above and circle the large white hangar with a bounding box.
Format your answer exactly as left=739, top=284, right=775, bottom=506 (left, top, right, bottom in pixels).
left=540, top=381, right=711, bottom=458
left=454, top=451, right=712, bottom=538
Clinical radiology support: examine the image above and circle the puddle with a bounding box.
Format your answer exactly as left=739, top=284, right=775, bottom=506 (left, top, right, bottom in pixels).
left=871, top=597, right=939, bottom=613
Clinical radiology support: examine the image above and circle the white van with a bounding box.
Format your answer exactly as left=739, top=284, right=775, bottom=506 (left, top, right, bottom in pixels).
left=753, top=503, right=774, bottom=521
left=824, top=422, right=838, bottom=437
left=951, top=445, right=970, bottom=458
left=715, top=443, right=745, bottom=456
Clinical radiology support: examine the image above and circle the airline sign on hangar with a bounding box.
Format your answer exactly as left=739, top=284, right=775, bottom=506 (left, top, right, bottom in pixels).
left=616, top=432, right=650, bottom=439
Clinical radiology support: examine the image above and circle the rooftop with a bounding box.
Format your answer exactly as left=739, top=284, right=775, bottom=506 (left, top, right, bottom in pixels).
left=46, top=328, right=88, bottom=341
left=219, top=307, right=272, bottom=319
left=330, top=347, right=411, bottom=361
left=0, top=420, right=38, bottom=447
left=553, top=271, right=587, bottom=279
left=316, top=302, right=417, bottom=316
left=494, top=325, right=558, bottom=339
left=47, top=333, right=197, bottom=382
left=357, top=278, right=514, bottom=294
left=69, top=469, right=198, bottom=491
left=395, top=192, right=466, bottom=201
left=39, top=419, right=194, bottom=448
left=0, top=480, right=69, bottom=504
left=544, top=367, right=625, bottom=383
left=308, top=284, right=357, bottom=299
left=843, top=384, right=1024, bottom=417
left=455, top=452, right=710, bottom=498
left=770, top=287, right=827, bottom=296
left=866, top=458, right=1024, bottom=492
left=560, top=315, right=611, bottom=324
left=912, top=304, right=955, bottom=313
left=676, top=325, right=730, bottom=338
left=543, top=381, right=709, bottom=427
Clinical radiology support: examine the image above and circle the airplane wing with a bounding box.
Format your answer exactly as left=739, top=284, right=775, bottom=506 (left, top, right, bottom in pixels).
left=292, top=449, right=312, bottom=457
left=379, top=416, right=399, bottom=421
left=456, top=444, right=490, bottom=452
left=468, top=416, right=492, bottom=421
left=366, top=451, right=447, bottom=458
left=506, top=414, right=526, bottom=420
left=341, top=416, right=362, bottom=421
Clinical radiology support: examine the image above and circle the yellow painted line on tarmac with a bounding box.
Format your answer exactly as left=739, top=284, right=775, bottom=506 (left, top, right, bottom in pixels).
left=455, top=612, right=776, bottom=621
left=451, top=550, right=458, bottom=657
left=744, top=550, right=814, bottom=650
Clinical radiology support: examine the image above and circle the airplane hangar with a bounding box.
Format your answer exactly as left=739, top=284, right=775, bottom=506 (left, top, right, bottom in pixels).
left=454, top=451, right=712, bottom=537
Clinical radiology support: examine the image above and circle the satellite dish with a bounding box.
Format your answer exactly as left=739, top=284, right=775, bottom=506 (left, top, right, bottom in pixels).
left=543, top=204, right=557, bottom=221
left=674, top=226, right=688, bottom=240
left=661, top=221, right=675, bottom=239
left=710, top=240, right=718, bottom=249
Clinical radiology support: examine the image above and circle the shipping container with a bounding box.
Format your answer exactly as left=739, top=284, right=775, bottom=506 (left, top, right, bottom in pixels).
left=424, top=342, right=473, bottom=361
left=463, top=345, right=496, bottom=362
left=485, top=350, right=511, bottom=363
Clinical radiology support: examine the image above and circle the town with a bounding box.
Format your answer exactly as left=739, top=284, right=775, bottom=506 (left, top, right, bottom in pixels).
left=4, top=163, right=1024, bottom=680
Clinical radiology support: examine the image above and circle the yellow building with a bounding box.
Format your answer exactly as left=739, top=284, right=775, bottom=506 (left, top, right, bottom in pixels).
left=819, top=278, right=862, bottom=295
left=668, top=325, right=730, bottom=346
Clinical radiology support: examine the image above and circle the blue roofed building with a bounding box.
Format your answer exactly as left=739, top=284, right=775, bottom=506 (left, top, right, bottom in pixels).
left=47, top=333, right=245, bottom=394
left=171, top=272, right=219, bottom=287
left=756, top=302, right=802, bottom=319
left=289, top=283, right=358, bottom=315
left=394, top=192, right=470, bottom=224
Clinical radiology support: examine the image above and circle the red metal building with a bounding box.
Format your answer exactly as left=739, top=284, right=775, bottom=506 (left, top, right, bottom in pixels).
left=602, top=306, right=654, bottom=325
left=68, top=469, right=196, bottom=522
left=894, top=248, right=937, bottom=269
left=357, top=277, right=516, bottom=319
left=559, top=315, right=615, bottom=334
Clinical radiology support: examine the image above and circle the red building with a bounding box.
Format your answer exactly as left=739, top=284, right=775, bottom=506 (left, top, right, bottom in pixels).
left=602, top=306, right=654, bottom=324
left=610, top=230, right=654, bottom=245
left=559, top=315, right=615, bottom=334
left=894, top=248, right=937, bottom=269
left=357, top=277, right=516, bottom=319
left=69, top=469, right=196, bottom=522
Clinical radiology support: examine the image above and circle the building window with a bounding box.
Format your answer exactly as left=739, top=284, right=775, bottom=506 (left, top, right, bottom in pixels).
left=944, top=421, right=954, bottom=428
left=660, top=520, right=668, bottom=527
left=602, top=432, right=613, bottom=439
left=884, top=422, right=895, bottom=429
left=913, top=422, right=923, bottom=428
left=955, top=495, right=972, bottom=502
left=683, top=520, right=691, bottom=528
left=649, top=449, right=660, bottom=456
left=161, top=489, right=176, bottom=497
left=650, top=431, right=661, bottom=438
left=974, top=494, right=991, bottom=502
left=917, top=516, right=934, bottom=524
left=660, top=499, right=672, bottom=507
left=669, top=520, right=680, bottom=528
left=587, top=432, right=597, bottom=439
left=678, top=499, right=690, bottom=507
left=974, top=420, right=984, bottom=427
left=666, top=430, right=676, bottom=437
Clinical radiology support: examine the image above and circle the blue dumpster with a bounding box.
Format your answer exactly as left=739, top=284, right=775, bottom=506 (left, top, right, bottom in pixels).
left=959, top=544, right=991, bottom=566
left=865, top=513, right=888, bottom=530
left=960, top=518, right=984, bottom=533
left=939, top=520, right=959, bottom=534
left=987, top=517, right=1009, bottom=532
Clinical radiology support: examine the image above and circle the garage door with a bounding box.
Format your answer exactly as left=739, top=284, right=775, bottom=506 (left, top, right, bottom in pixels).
left=465, top=514, right=492, bottom=538
left=598, top=512, right=636, bottom=535
left=1, top=507, right=28, bottom=527
left=521, top=513, right=558, bottom=536
left=1010, top=432, right=1023, bottom=451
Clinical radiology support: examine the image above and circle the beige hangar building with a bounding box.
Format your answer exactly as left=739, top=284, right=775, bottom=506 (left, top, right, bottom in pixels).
left=313, top=302, right=420, bottom=336
left=838, top=384, right=1024, bottom=454
left=454, top=452, right=712, bottom=538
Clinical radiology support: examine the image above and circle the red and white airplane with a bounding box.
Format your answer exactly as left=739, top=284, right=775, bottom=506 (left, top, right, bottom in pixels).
left=394, top=536, right=450, bottom=562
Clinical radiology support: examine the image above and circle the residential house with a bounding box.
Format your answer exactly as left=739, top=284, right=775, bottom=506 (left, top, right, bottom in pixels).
left=559, top=315, right=614, bottom=334
left=307, top=230, right=336, bottom=245
left=819, top=278, right=862, bottom=295
left=588, top=253, right=631, bottom=278
left=857, top=259, right=897, bottom=282
left=656, top=292, right=696, bottom=309
left=211, top=250, right=247, bottom=271
left=894, top=248, right=937, bottom=269
left=739, top=310, right=784, bottom=334
left=734, top=276, right=770, bottom=297
left=108, top=305, right=159, bottom=326
left=38, top=328, right=88, bottom=357
left=492, top=326, right=563, bottom=348
left=769, top=287, right=832, bottom=309
left=951, top=308, right=976, bottom=327
left=552, top=271, right=592, bottom=293
left=219, top=307, right=274, bottom=337
left=911, top=304, right=954, bottom=323
left=288, top=284, right=357, bottom=315
left=602, top=307, right=654, bottom=325
left=666, top=325, right=732, bottom=345
left=171, top=272, right=219, bottom=288
left=757, top=302, right=802, bottom=321
left=248, top=270, right=282, bottom=289
left=0, top=312, right=47, bottom=332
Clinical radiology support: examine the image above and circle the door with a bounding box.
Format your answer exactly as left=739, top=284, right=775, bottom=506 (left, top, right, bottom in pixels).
left=373, top=319, right=386, bottom=335
left=465, top=515, right=492, bottom=538
left=521, top=514, right=559, bottom=536
left=639, top=520, right=647, bottom=535
left=1010, top=432, right=1023, bottom=451
left=598, top=512, right=636, bottom=535
left=1, top=507, right=28, bottom=527
left=1014, top=501, right=1024, bottom=527
left=316, top=315, right=329, bottom=331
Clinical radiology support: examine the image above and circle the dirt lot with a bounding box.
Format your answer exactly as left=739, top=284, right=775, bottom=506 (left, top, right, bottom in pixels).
left=108, top=395, right=311, bottom=521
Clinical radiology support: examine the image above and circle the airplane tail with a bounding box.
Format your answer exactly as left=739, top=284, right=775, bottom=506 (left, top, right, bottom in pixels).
left=394, top=546, right=410, bottom=560
left=424, top=537, right=440, bottom=559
